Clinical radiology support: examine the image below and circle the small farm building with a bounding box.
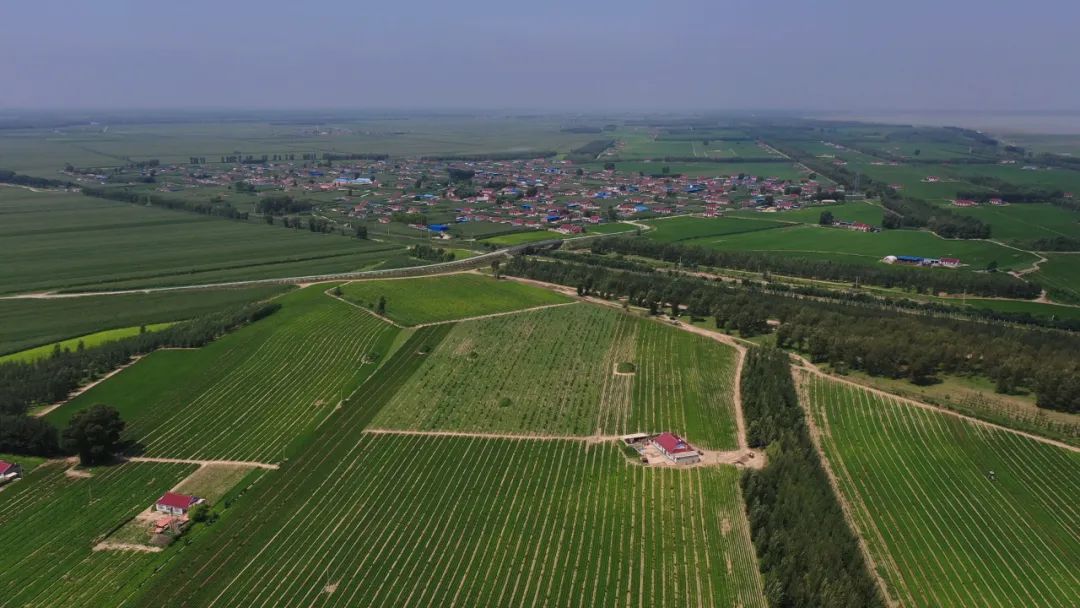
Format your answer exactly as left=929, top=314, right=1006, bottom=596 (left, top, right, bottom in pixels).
left=155, top=492, right=204, bottom=516
left=651, top=432, right=701, bottom=465
left=0, top=460, right=21, bottom=483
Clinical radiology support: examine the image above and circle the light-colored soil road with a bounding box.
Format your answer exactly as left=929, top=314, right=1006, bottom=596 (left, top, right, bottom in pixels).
left=124, top=456, right=280, bottom=470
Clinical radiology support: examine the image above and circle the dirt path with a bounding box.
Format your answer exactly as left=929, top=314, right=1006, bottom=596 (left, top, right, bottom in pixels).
left=363, top=428, right=621, bottom=444
left=413, top=301, right=580, bottom=328
left=92, top=542, right=162, bottom=553
left=793, top=371, right=901, bottom=607
left=790, top=354, right=1080, bottom=454
left=124, top=456, right=280, bottom=470
left=32, top=355, right=146, bottom=418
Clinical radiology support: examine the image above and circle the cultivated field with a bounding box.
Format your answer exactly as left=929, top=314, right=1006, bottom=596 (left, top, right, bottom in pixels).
left=481, top=230, right=561, bottom=246
left=731, top=201, right=887, bottom=227
left=642, top=216, right=788, bottom=243
left=0, top=322, right=173, bottom=364
left=0, top=189, right=404, bottom=293
left=338, top=273, right=571, bottom=326
left=372, top=305, right=740, bottom=449
left=1032, top=253, right=1080, bottom=304
left=951, top=203, right=1080, bottom=244
left=0, top=284, right=289, bottom=355
left=0, top=461, right=196, bottom=607
left=801, top=374, right=1080, bottom=608
left=132, top=368, right=764, bottom=608
left=47, top=286, right=399, bottom=462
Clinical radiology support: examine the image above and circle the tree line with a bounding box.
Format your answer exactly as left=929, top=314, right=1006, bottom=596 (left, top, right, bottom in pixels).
left=419, top=152, right=557, bottom=161
left=0, top=168, right=74, bottom=189
left=589, top=236, right=1039, bottom=299
left=409, top=244, right=456, bottom=263
left=503, top=255, right=1080, bottom=412
left=255, top=194, right=313, bottom=215
left=82, top=186, right=249, bottom=220
left=0, top=301, right=281, bottom=456
left=739, top=347, right=885, bottom=607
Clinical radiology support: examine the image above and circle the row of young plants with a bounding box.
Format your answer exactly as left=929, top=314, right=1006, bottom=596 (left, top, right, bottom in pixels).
left=738, top=348, right=884, bottom=608
left=804, top=375, right=1080, bottom=607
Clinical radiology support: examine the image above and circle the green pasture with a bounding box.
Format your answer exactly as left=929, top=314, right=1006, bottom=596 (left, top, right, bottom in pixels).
left=642, top=215, right=789, bottom=243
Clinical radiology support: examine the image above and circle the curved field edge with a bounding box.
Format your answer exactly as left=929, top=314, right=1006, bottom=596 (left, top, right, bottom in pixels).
left=801, top=372, right=1080, bottom=608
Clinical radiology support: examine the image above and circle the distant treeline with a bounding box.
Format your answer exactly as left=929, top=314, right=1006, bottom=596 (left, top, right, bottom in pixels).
left=503, top=256, right=1080, bottom=412
left=0, top=168, right=75, bottom=189
left=589, top=237, right=1039, bottom=299
left=0, top=301, right=280, bottom=455
left=560, top=126, right=603, bottom=134
left=420, top=151, right=557, bottom=161
left=82, top=186, right=249, bottom=220
left=956, top=176, right=1065, bottom=204
left=256, top=194, right=312, bottom=215
left=1025, top=236, right=1080, bottom=251
left=321, top=153, right=389, bottom=161
left=740, top=347, right=885, bottom=607
left=567, top=139, right=615, bottom=160
left=602, top=156, right=788, bottom=164
left=409, top=244, right=456, bottom=263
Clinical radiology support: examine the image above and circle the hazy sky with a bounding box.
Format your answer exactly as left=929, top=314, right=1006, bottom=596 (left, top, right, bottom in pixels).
left=3, top=0, right=1078, bottom=112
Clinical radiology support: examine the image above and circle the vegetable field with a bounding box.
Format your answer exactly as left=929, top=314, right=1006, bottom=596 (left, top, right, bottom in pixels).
left=802, top=374, right=1080, bottom=608
left=338, top=273, right=571, bottom=326
left=0, top=461, right=196, bottom=607
left=372, top=305, right=740, bottom=449
left=134, top=434, right=766, bottom=608
left=47, top=286, right=400, bottom=462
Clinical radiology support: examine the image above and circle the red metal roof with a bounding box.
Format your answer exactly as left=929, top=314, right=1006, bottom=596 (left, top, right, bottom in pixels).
left=0, top=461, right=15, bottom=475
left=157, top=492, right=197, bottom=510
left=653, top=432, right=694, bottom=454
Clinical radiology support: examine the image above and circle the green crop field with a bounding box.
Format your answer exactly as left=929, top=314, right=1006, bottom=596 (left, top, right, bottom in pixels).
left=680, top=223, right=1038, bottom=270
left=802, top=375, right=1080, bottom=608
left=0, top=189, right=404, bottom=293
left=642, top=216, right=788, bottom=243
left=581, top=161, right=807, bottom=180
left=47, top=286, right=399, bottom=462
left=338, top=273, right=571, bottom=326
left=0, top=322, right=174, bottom=364
left=732, top=201, right=887, bottom=227
left=372, top=305, right=740, bottom=449
left=1031, top=253, right=1080, bottom=304
left=481, top=230, right=560, bottom=246
left=951, top=204, right=1080, bottom=244
left=0, top=461, right=196, bottom=607
left=0, top=284, right=288, bottom=356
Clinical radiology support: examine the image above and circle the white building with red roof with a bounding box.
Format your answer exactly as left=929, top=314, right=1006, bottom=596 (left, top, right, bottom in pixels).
left=0, top=460, right=21, bottom=483
left=650, top=432, right=700, bottom=465
left=155, top=492, right=204, bottom=516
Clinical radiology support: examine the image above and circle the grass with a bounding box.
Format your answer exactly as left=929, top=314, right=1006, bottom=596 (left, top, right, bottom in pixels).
left=46, top=286, right=400, bottom=462
left=338, top=273, right=571, bottom=326
left=131, top=434, right=765, bottom=608
left=950, top=203, right=1080, bottom=244
left=0, top=285, right=289, bottom=356
left=1031, top=253, right=1080, bottom=304
left=0, top=461, right=197, bottom=607
left=731, top=201, right=887, bottom=227
left=372, top=304, right=740, bottom=449
left=0, top=322, right=174, bottom=364
left=170, top=464, right=260, bottom=504
left=581, top=161, right=806, bottom=180
left=0, top=189, right=404, bottom=293
left=481, top=230, right=561, bottom=246
left=0, top=452, right=48, bottom=474
left=681, top=223, right=1038, bottom=270
left=642, top=216, right=789, bottom=243
left=802, top=374, right=1080, bottom=607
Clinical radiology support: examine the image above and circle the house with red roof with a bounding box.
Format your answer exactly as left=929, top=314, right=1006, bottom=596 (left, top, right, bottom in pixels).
left=0, top=460, right=21, bottom=483
left=650, top=432, right=700, bottom=465
left=155, top=492, right=204, bottom=516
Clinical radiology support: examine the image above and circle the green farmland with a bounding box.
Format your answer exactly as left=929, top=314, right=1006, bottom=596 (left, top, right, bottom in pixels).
left=642, top=216, right=788, bottom=243
left=802, top=375, right=1080, bottom=608
left=0, top=284, right=289, bottom=356
left=0, top=322, right=174, bottom=364
left=47, top=286, right=399, bottom=461
left=373, top=305, right=741, bottom=449
left=481, top=230, right=560, bottom=246
left=1032, top=253, right=1080, bottom=304
left=951, top=203, right=1080, bottom=244
left=0, top=189, right=403, bottom=293
left=731, top=201, right=887, bottom=228
left=682, top=223, right=1038, bottom=270
left=0, top=461, right=196, bottom=607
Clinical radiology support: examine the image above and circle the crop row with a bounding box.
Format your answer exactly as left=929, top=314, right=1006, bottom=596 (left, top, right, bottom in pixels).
left=0, top=461, right=195, bottom=607
left=133, top=432, right=765, bottom=608
left=372, top=304, right=740, bottom=446
left=53, top=287, right=399, bottom=462
left=804, top=375, right=1080, bottom=607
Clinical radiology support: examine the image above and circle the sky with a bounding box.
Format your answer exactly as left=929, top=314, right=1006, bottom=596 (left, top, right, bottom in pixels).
left=3, top=0, right=1079, bottom=113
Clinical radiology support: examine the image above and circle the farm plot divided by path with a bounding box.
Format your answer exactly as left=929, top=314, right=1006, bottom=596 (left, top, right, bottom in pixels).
left=802, top=374, right=1080, bottom=608
left=135, top=435, right=766, bottom=608
left=338, top=273, right=572, bottom=326
left=47, top=286, right=399, bottom=462
left=372, top=305, right=740, bottom=448
left=0, top=461, right=196, bottom=607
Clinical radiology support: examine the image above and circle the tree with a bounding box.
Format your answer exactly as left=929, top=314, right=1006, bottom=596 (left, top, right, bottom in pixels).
left=606, top=206, right=618, bottom=221
left=62, top=404, right=125, bottom=466
left=987, top=260, right=999, bottom=272
left=376, top=296, right=387, bottom=315
left=490, top=259, right=502, bottom=279
left=819, top=210, right=834, bottom=226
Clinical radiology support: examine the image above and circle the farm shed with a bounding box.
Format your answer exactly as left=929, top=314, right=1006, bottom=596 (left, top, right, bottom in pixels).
left=155, top=492, right=204, bottom=516
left=651, top=432, right=701, bottom=465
